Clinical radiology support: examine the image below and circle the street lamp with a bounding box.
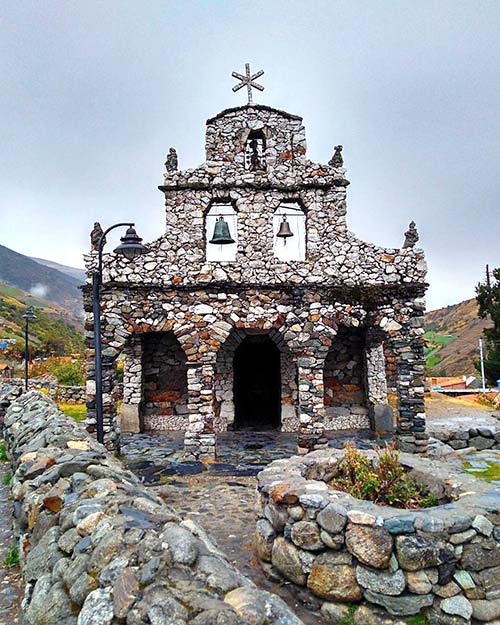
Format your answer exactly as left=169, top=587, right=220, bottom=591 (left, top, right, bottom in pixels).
left=92, top=223, right=149, bottom=444
left=22, top=306, right=37, bottom=391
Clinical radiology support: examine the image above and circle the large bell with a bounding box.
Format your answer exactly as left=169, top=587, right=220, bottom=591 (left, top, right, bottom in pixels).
left=276, top=215, right=294, bottom=244
left=209, top=216, right=235, bottom=245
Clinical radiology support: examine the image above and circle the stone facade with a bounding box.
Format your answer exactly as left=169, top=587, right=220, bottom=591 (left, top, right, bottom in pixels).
left=256, top=449, right=500, bottom=624
left=83, top=101, right=428, bottom=458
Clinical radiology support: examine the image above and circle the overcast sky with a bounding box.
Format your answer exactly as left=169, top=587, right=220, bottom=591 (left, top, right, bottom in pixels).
left=1, top=1, right=498, bottom=310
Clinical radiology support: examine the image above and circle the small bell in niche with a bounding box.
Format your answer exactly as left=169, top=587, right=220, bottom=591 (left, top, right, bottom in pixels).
left=276, top=215, right=294, bottom=245
left=209, top=216, right=235, bottom=245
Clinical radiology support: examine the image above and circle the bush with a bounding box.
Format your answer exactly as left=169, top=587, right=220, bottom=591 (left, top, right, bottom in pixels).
left=48, top=360, right=85, bottom=386
left=4, top=543, right=19, bottom=567
left=330, top=443, right=438, bottom=509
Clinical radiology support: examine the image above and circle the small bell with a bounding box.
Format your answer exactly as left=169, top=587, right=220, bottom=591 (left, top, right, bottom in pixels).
left=276, top=215, right=294, bottom=244
left=209, top=216, right=235, bottom=245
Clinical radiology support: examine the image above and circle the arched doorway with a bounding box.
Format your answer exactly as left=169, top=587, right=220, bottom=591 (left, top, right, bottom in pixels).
left=233, top=335, right=281, bottom=429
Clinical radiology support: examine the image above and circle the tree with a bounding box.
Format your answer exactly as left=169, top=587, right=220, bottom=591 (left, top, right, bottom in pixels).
left=476, top=266, right=500, bottom=385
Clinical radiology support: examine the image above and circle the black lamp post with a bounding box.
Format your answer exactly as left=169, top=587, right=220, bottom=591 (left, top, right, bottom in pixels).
left=22, top=306, right=37, bottom=391
left=93, top=223, right=149, bottom=444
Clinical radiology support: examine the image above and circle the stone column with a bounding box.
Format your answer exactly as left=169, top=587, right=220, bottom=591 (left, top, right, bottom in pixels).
left=364, top=330, right=394, bottom=435
left=83, top=286, right=119, bottom=451
left=183, top=363, right=216, bottom=460
left=121, top=335, right=143, bottom=433
left=388, top=315, right=427, bottom=454
left=297, top=354, right=328, bottom=454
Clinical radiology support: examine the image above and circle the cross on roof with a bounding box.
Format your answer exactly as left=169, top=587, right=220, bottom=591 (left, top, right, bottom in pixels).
left=231, top=63, right=264, bottom=105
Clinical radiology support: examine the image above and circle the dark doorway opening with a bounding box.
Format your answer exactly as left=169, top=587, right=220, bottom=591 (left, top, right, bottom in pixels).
left=234, top=335, right=281, bottom=429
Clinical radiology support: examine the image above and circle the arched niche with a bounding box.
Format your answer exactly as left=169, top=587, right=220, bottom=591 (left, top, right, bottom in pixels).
left=273, top=201, right=306, bottom=261
left=205, top=202, right=238, bottom=262
left=245, top=129, right=267, bottom=171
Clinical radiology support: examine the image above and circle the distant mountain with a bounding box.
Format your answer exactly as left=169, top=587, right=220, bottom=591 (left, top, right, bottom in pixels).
left=0, top=283, right=83, bottom=357
left=424, top=298, right=492, bottom=377
left=0, top=244, right=82, bottom=319
left=30, top=257, right=86, bottom=283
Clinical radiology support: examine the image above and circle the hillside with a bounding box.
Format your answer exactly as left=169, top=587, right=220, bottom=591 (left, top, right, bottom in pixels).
left=30, top=257, right=86, bottom=283
left=0, top=244, right=82, bottom=318
left=424, top=298, right=492, bottom=377
left=0, top=283, right=84, bottom=359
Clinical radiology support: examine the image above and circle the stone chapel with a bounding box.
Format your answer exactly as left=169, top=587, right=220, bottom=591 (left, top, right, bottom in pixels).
left=83, top=73, right=428, bottom=459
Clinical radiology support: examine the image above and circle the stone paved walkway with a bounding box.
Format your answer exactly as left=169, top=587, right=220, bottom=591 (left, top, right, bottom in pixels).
left=122, top=429, right=386, bottom=624
left=0, top=449, right=22, bottom=625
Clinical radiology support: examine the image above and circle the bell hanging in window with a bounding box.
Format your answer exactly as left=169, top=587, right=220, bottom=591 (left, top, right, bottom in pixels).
left=209, top=216, right=235, bottom=245
left=276, top=215, right=294, bottom=245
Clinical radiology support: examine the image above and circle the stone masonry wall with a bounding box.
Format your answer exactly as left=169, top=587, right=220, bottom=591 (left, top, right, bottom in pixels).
left=256, top=449, right=500, bottom=624
left=3, top=392, right=304, bottom=625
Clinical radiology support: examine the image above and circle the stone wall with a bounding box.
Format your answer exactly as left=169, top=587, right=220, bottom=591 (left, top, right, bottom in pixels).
left=429, top=426, right=500, bottom=451
left=256, top=449, right=500, bottom=624
left=2, top=379, right=90, bottom=405
left=4, top=392, right=304, bottom=625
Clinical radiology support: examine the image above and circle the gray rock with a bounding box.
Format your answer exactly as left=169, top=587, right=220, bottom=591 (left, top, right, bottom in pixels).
left=470, top=598, right=500, bottom=621
left=395, top=535, right=440, bottom=571
left=271, top=537, right=306, bottom=586
left=472, top=514, right=494, bottom=537
left=224, top=586, right=304, bottom=625
left=290, top=521, right=324, bottom=551
left=77, top=588, right=114, bottom=625
left=356, top=565, right=405, bottom=595
left=384, top=515, right=416, bottom=535
left=161, top=522, right=199, bottom=565
left=317, top=503, right=347, bottom=534
left=440, top=596, right=473, bottom=620
left=363, top=589, right=434, bottom=616
left=255, top=518, right=276, bottom=561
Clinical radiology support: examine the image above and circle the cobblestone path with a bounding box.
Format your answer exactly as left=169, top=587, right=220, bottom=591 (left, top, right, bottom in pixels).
left=123, top=429, right=385, bottom=624
left=0, top=451, right=22, bottom=625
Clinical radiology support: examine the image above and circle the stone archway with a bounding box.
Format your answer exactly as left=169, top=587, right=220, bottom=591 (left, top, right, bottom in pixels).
left=233, top=334, right=281, bottom=429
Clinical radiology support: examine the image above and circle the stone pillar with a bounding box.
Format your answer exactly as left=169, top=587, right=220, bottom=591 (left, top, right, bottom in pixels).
left=83, top=286, right=119, bottom=451
left=121, top=335, right=143, bottom=433
left=297, top=354, right=328, bottom=454
left=183, top=363, right=216, bottom=460
left=364, top=331, right=394, bottom=435
left=388, top=316, right=427, bottom=454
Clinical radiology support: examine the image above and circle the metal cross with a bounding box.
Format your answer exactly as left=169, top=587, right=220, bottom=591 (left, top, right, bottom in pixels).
left=232, top=63, right=264, bottom=104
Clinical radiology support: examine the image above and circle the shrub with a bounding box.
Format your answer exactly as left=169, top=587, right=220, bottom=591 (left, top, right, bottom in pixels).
left=48, top=360, right=85, bottom=386
left=0, top=444, right=7, bottom=462
left=330, top=443, right=438, bottom=509
left=3, top=472, right=12, bottom=485
left=4, top=543, right=19, bottom=567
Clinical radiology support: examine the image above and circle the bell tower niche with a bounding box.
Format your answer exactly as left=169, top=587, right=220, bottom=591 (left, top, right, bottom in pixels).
left=273, top=202, right=306, bottom=261
left=206, top=202, right=237, bottom=262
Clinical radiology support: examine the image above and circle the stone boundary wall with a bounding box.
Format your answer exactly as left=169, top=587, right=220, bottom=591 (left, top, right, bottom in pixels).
left=256, top=449, right=500, bottom=624
left=428, top=426, right=500, bottom=451
left=3, top=392, right=304, bottom=625
left=5, top=379, right=123, bottom=406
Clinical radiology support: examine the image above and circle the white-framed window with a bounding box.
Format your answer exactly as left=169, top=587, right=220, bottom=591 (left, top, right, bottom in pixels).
left=206, top=203, right=238, bottom=261
left=273, top=202, right=306, bottom=261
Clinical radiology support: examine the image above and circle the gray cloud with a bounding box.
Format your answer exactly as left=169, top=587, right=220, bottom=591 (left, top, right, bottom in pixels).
left=0, top=0, right=498, bottom=310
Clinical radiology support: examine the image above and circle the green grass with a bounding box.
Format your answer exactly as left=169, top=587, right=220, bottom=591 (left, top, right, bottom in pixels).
left=58, top=403, right=87, bottom=422
left=0, top=444, right=7, bottom=462
left=339, top=604, right=358, bottom=625
left=4, top=543, right=19, bottom=568
left=2, top=472, right=11, bottom=486
left=464, top=461, right=500, bottom=483
left=406, top=615, right=429, bottom=625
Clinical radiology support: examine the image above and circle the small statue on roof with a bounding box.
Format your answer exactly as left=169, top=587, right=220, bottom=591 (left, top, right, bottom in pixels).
left=90, top=222, right=105, bottom=251
left=329, top=145, right=343, bottom=167
left=403, top=221, right=419, bottom=248
left=165, top=147, right=178, bottom=172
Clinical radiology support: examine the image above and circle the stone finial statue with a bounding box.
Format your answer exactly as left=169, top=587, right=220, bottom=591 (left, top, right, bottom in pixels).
left=165, top=147, right=178, bottom=173
left=328, top=145, right=343, bottom=167
left=403, top=221, right=419, bottom=248
left=90, top=222, right=105, bottom=251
